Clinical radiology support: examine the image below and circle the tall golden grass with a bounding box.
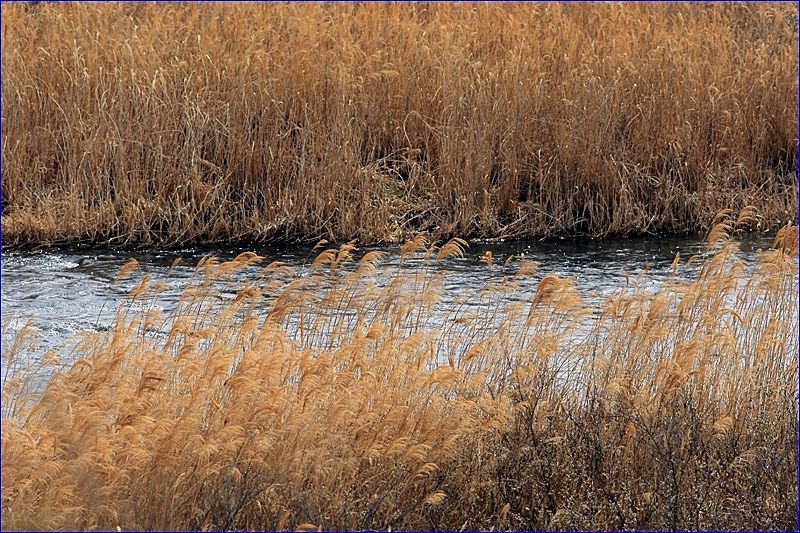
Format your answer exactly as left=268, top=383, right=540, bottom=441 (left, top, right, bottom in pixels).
left=2, top=2, right=797, bottom=248
left=2, top=215, right=797, bottom=531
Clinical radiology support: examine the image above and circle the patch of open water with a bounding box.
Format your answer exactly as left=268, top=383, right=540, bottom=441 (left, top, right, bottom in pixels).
left=0, top=232, right=783, bottom=382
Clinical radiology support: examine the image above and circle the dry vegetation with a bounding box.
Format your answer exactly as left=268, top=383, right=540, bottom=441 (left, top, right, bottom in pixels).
left=2, top=214, right=797, bottom=531
left=1, top=2, right=797, bottom=248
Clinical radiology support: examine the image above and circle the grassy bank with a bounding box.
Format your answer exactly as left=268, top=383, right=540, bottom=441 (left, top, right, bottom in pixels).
left=2, top=215, right=797, bottom=531
left=1, top=2, right=797, bottom=248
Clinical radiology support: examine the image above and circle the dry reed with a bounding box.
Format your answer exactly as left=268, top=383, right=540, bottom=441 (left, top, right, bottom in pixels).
left=2, top=2, right=797, bottom=249
left=2, top=214, right=797, bottom=531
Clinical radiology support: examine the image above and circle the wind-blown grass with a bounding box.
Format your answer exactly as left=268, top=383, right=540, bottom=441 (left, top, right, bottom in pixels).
left=2, top=2, right=797, bottom=248
left=2, top=215, right=797, bottom=531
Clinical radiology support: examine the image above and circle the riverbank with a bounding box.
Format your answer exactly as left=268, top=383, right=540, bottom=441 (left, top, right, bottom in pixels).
left=2, top=219, right=797, bottom=531
left=2, top=3, right=797, bottom=249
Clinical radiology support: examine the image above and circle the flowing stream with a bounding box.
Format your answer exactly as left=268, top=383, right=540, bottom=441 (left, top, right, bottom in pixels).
left=1, top=232, right=780, bottom=384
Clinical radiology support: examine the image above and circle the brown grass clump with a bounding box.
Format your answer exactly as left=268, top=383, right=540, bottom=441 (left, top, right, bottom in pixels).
left=3, top=219, right=797, bottom=531
left=2, top=2, right=797, bottom=249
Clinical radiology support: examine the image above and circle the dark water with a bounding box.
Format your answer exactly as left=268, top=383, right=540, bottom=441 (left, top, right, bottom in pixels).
left=0, top=232, right=780, bottom=375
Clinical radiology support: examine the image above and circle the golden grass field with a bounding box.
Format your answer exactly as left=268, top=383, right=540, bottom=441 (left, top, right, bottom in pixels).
left=2, top=213, right=797, bottom=531
left=1, top=2, right=797, bottom=248
left=2, top=1, right=798, bottom=530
